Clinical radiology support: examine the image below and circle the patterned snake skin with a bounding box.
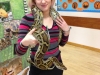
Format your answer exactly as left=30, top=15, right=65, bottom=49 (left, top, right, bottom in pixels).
left=27, top=5, right=67, bottom=70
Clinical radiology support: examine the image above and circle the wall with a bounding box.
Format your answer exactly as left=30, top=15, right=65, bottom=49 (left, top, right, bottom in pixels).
left=69, top=26, right=100, bottom=49
left=54, top=0, right=100, bottom=49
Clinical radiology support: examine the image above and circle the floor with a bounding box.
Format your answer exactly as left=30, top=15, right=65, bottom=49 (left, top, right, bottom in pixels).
left=61, top=44, right=100, bottom=75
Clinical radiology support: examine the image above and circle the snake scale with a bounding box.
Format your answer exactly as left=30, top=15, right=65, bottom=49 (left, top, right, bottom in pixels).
left=27, top=5, right=67, bottom=70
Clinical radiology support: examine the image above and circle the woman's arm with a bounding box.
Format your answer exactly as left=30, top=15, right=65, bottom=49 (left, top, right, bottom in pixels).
left=55, top=16, right=71, bottom=46
left=15, top=15, right=32, bottom=55
left=59, top=27, right=71, bottom=46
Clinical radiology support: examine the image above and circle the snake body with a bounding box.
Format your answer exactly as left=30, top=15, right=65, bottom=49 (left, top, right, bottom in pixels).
left=27, top=5, right=67, bottom=70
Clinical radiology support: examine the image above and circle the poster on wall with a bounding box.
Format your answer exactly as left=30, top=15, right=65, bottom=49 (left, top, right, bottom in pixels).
left=0, top=0, right=29, bottom=34
left=0, top=0, right=29, bottom=41
left=0, top=0, right=28, bottom=21
left=0, top=1, right=13, bottom=23
left=57, top=0, right=100, bottom=12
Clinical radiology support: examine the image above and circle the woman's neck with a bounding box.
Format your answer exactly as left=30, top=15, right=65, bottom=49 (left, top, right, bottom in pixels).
left=42, top=10, right=50, bottom=18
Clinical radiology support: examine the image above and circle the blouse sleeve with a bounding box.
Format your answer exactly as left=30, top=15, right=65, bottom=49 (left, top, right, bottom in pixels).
left=59, top=33, right=69, bottom=46
left=15, top=14, right=34, bottom=55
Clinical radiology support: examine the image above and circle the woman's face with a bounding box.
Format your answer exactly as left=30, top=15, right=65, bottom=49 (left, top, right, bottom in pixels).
left=35, top=0, right=52, bottom=12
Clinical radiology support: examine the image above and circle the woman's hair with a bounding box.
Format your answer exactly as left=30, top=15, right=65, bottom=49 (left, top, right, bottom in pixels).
left=27, top=0, right=55, bottom=8
left=27, top=0, right=34, bottom=8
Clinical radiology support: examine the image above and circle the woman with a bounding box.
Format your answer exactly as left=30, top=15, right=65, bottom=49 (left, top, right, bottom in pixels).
left=15, top=0, right=70, bottom=75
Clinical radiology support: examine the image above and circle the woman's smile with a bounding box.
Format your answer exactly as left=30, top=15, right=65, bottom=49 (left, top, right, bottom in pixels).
left=41, top=4, right=47, bottom=8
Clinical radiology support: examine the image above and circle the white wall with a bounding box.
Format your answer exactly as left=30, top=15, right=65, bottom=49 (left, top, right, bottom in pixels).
left=54, top=0, right=100, bottom=49
left=69, top=26, right=100, bottom=49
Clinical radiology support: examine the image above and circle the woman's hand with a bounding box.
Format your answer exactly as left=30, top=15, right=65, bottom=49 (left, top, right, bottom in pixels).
left=55, top=16, right=70, bottom=32
left=21, top=28, right=38, bottom=47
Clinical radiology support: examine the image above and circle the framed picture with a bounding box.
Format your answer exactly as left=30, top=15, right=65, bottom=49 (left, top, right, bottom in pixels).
left=55, top=0, right=100, bottom=18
